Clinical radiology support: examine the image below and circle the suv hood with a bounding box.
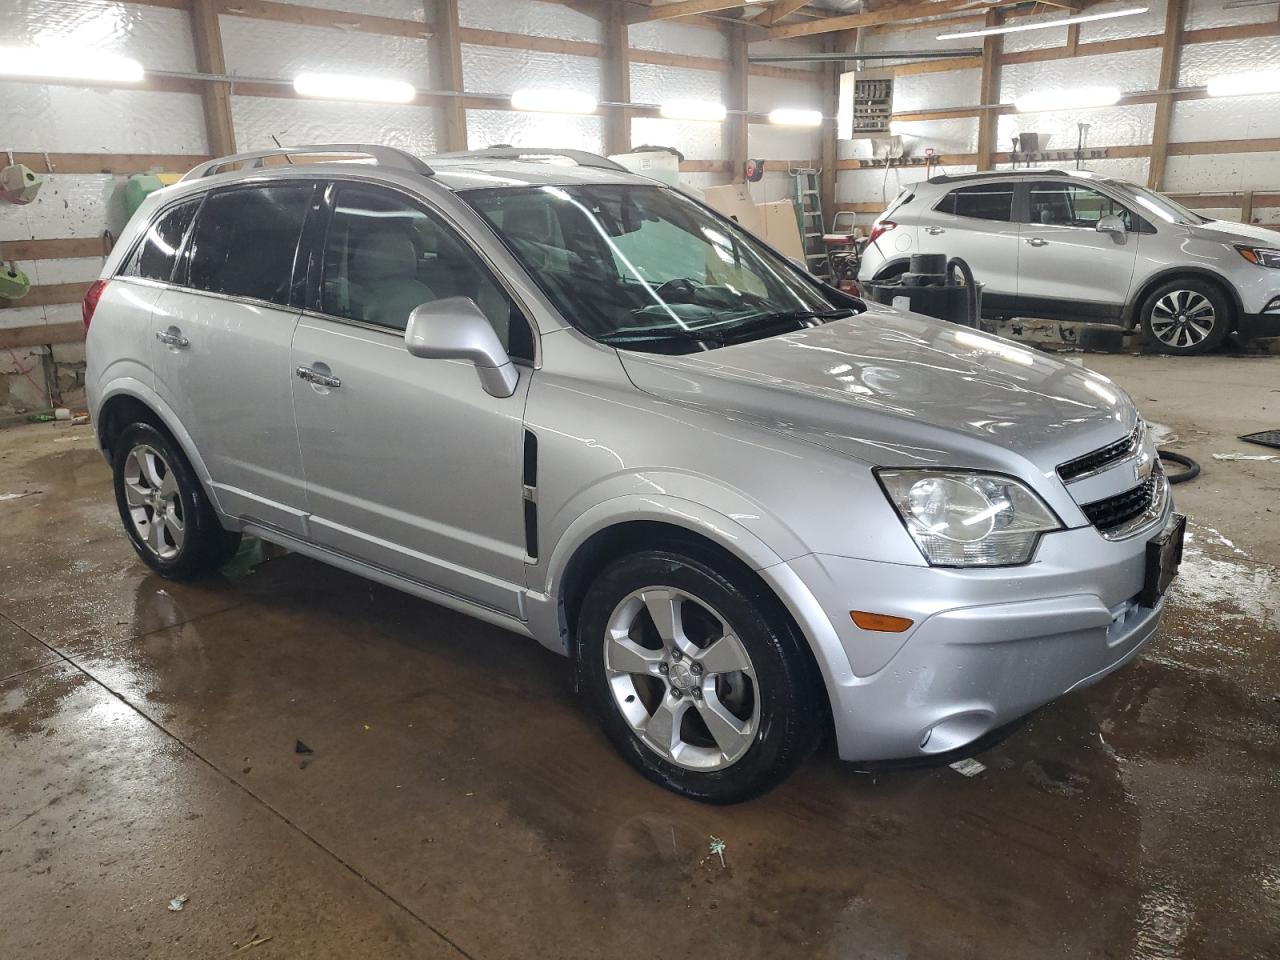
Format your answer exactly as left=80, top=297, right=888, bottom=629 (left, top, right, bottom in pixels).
left=1191, top=218, right=1280, bottom=246
left=618, top=308, right=1136, bottom=473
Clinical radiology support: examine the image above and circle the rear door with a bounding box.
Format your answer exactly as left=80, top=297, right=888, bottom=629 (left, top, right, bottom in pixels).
left=923, top=181, right=1020, bottom=310
left=151, top=181, right=317, bottom=534
left=1018, top=180, right=1141, bottom=321
left=289, top=181, right=534, bottom=616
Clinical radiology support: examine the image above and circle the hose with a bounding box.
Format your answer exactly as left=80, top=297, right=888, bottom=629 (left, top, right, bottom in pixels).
left=1158, top=449, right=1200, bottom=484
left=946, top=256, right=979, bottom=327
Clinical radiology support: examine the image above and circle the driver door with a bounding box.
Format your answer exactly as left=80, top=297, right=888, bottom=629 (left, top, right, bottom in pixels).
left=289, top=182, right=535, bottom=616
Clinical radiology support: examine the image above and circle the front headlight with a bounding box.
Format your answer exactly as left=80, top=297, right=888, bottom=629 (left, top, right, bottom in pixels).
left=877, top=469, right=1062, bottom=566
left=1235, top=245, right=1280, bottom=269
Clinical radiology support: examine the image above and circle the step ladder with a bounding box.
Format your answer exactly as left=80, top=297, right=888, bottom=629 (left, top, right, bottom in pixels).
left=790, top=167, right=831, bottom=280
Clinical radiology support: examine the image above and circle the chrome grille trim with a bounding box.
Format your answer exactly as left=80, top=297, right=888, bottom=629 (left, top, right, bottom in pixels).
left=1081, top=460, right=1169, bottom=541
left=1058, top=420, right=1145, bottom=484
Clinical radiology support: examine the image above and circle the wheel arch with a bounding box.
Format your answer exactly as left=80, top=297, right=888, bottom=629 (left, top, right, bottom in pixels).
left=1124, top=267, right=1243, bottom=331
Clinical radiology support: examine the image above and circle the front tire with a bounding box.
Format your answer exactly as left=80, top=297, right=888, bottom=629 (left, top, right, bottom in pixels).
left=111, top=422, right=240, bottom=579
left=1139, top=278, right=1231, bottom=355
left=577, top=549, right=822, bottom=804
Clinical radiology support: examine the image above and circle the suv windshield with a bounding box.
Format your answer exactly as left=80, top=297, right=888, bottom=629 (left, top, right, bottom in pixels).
left=1111, top=182, right=1208, bottom=226
left=464, top=184, right=854, bottom=353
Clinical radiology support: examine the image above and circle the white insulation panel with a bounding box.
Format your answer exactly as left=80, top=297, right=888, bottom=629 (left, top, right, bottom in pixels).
left=1078, top=0, right=1166, bottom=43
left=459, top=0, right=600, bottom=42
left=1171, top=93, right=1280, bottom=143
left=1164, top=152, right=1280, bottom=193
left=0, top=82, right=207, bottom=154
left=862, top=25, right=970, bottom=56
left=629, top=62, right=723, bottom=105
left=466, top=110, right=604, bottom=153
left=230, top=96, right=437, bottom=155
left=747, top=123, right=820, bottom=161
left=269, top=0, right=425, bottom=20
left=840, top=117, right=978, bottom=159
left=1002, top=26, right=1069, bottom=54
left=0, top=303, right=81, bottom=334
left=220, top=17, right=433, bottom=86
left=1186, top=0, right=1278, bottom=30
left=749, top=38, right=822, bottom=72
left=1000, top=103, right=1156, bottom=150
left=1178, top=37, right=1280, bottom=88
left=463, top=45, right=601, bottom=97
left=4, top=0, right=197, bottom=72
left=747, top=73, right=824, bottom=115
left=894, top=69, right=981, bottom=113
left=0, top=175, right=129, bottom=242
left=631, top=117, right=725, bottom=160
left=629, top=20, right=726, bottom=59
left=13, top=257, right=106, bottom=287
left=836, top=164, right=976, bottom=206
left=1000, top=49, right=1162, bottom=102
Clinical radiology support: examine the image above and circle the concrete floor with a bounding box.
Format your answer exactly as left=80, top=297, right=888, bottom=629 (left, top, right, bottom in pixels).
left=2, top=353, right=1278, bottom=960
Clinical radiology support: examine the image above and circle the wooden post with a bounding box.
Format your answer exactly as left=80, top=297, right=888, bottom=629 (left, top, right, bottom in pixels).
left=819, top=31, right=853, bottom=232
left=603, top=2, right=631, bottom=156
left=727, top=23, right=749, bottom=183
left=975, top=8, right=1003, bottom=171
left=427, top=0, right=468, bottom=151
left=1242, top=190, right=1255, bottom=223
left=1147, top=0, right=1187, bottom=190
left=190, top=0, right=236, bottom=156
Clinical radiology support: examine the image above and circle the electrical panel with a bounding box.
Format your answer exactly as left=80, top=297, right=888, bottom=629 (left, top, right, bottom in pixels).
left=837, top=68, right=894, bottom=139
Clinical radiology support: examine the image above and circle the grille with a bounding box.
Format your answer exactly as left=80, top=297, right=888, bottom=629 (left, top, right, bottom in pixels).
left=1081, top=475, right=1157, bottom=533
left=1058, top=423, right=1141, bottom=483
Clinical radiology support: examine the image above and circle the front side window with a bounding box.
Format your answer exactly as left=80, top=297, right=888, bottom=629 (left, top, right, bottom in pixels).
left=464, top=184, right=851, bottom=354
left=129, top=199, right=200, bottom=282
left=319, top=184, right=532, bottom=359
left=937, top=183, right=1015, bottom=222
left=1028, top=181, right=1133, bottom=230
left=186, top=184, right=311, bottom=305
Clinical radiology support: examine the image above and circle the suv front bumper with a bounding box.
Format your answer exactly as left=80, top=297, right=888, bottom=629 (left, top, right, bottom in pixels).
left=771, top=506, right=1176, bottom=762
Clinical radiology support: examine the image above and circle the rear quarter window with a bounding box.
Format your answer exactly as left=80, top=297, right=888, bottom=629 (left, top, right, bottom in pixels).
left=936, top=183, right=1015, bottom=222
left=124, top=199, right=200, bottom=283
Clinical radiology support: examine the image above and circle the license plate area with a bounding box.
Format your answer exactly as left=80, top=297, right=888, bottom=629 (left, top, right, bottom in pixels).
left=1140, top=512, right=1185, bottom=608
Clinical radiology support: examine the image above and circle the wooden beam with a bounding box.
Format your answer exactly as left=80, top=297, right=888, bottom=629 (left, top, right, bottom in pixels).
left=764, top=0, right=978, bottom=41
left=756, top=0, right=812, bottom=28
left=0, top=238, right=111, bottom=261
left=636, top=0, right=748, bottom=22
left=426, top=0, right=467, bottom=151
left=0, top=323, right=86, bottom=351
left=10, top=153, right=209, bottom=175
left=975, top=7, right=1002, bottom=171
left=727, top=23, right=750, bottom=184
left=604, top=2, right=631, bottom=156
left=191, top=0, right=236, bottom=156
left=216, top=0, right=427, bottom=38
left=0, top=283, right=92, bottom=311
left=1148, top=0, right=1186, bottom=190
left=818, top=31, right=850, bottom=232
left=1242, top=191, right=1255, bottom=224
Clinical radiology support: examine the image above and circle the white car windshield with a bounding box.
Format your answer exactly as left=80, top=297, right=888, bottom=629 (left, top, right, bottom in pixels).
left=1113, top=182, right=1208, bottom=226
left=465, top=183, right=857, bottom=353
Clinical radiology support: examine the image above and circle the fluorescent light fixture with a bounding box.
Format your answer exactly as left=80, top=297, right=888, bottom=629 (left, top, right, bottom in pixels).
left=1015, top=86, right=1122, bottom=113
left=293, top=72, right=415, bottom=103
left=937, top=5, right=1148, bottom=40
left=0, top=46, right=143, bottom=83
left=1206, top=69, right=1280, bottom=97
left=768, top=108, right=823, bottom=127
left=511, top=88, right=598, bottom=114
left=659, top=99, right=727, bottom=122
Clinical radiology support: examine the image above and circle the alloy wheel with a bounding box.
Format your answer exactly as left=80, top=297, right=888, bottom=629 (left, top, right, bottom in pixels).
left=122, top=443, right=185, bottom=560
left=1150, top=290, right=1216, bottom=350
left=603, top=586, right=759, bottom=771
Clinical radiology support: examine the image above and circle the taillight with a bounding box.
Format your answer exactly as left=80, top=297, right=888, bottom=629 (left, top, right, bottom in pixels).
left=868, top=220, right=896, bottom=246
left=82, top=279, right=108, bottom=331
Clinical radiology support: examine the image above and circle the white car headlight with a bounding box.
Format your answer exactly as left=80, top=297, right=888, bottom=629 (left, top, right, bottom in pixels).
left=877, top=469, right=1062, bottom=566
left=1235, top=244, right=1280, bottom=269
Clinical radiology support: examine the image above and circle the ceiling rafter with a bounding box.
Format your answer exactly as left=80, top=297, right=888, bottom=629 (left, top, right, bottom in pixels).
left=754, top=0, right=814, bottom=27
left=761, top=0, right=1065, bottom=42
left=635, top=0, right=757, bottom=22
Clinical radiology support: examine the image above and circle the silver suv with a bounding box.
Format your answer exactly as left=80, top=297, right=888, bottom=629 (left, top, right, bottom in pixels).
left=859, top=169, right=1280, bottom=355
left=85, top=144, right=1183, bottom=802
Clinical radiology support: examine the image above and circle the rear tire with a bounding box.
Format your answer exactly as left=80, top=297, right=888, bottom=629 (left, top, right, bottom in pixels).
left=577, top=548, right=822, bottom=804
left=1139, top=278, right=1231, bottom=355
left=111, top=422, right=240, bottom=579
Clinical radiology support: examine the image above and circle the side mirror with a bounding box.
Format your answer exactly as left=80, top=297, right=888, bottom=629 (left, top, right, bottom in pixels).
left=1096, top=214, right=1127, bottom=237
left=404, top=297, right=518, bottom=398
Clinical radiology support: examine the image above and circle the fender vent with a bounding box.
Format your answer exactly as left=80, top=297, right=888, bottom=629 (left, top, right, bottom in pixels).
left=522, top=430, right=538, bottom=560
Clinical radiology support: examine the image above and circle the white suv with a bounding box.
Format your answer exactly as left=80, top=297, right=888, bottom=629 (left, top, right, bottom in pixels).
left=859, top=169, right=1280, bottom=355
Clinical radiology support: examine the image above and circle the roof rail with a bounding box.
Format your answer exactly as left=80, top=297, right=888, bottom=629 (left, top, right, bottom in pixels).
left=926, top=169, right=1067, bottom=185
left=180, top=144, right=434, bottom=182
left=429, top=147, right=629, bottom=173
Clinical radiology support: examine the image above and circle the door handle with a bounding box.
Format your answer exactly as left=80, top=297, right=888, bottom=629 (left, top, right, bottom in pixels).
left=296, top=365, right=341, bottom=389
left=925, top=226, right=945, bottom=235
left=155, top=329, right=189, bottom=348
left=1026, top=237, right=1048, bottom=247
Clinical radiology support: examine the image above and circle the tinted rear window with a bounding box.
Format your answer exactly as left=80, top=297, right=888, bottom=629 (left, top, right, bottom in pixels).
left=130, top=199, right=199, bottom=282
left=937, top=184, right=1014, bottom=222
left=186, top=185, right=311, bottom=305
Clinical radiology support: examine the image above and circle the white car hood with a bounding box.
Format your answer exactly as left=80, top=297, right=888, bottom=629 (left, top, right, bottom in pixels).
left=619, top=307, right=1137, bottom=474
left=1192, top=219, right=1280, bottom=246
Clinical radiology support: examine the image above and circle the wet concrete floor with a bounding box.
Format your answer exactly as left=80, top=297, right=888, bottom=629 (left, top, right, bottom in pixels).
left=2, top=354, right=1278, bottom=959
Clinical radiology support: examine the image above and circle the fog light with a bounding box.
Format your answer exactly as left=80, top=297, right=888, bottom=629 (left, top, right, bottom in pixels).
left=850, top=611, right=914, bottom=632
